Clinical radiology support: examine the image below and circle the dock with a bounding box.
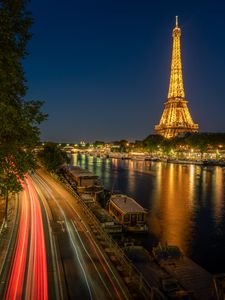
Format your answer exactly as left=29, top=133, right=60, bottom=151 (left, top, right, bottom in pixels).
left=159, top=256, right=213, bottom=299
left=126, top=245, right=215, bottom=299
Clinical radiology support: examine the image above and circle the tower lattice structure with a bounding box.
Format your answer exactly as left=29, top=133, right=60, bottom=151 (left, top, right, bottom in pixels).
left=155, top=16, right=198, bottom=138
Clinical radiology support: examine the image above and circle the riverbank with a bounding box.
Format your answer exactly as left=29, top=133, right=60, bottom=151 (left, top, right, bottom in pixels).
left=72, top=153, right=225, bottom=275
left=63, top=161, right=219, bottom=298
left=87, top=151, right=225, bottom=167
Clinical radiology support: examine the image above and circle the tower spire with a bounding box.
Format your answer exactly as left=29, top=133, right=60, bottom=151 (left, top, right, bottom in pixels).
left=168, top=15, right=184, bottom=99
left=154, top=17, right=199, bottom=138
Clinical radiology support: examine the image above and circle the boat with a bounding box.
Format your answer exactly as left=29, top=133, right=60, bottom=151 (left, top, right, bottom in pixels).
left=91, top=203, right=123, bottom=234
left=131, top=155, right=145, bottom=161
left=167, top=159, right=203, bottom=165
left=152, top=243, right=212, bottom=299
left=63, top=166, right=104, bottom=199
left=108, top=194, right=148, bottom=233
left=152, top=243, right=182, bottom=261
left=202, top=159, right=221, bottom=166
left=144, top=156, right=160, bottom=162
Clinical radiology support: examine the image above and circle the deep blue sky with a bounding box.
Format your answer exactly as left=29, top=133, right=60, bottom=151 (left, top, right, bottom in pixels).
left=24, top=0, right=225, bottom=143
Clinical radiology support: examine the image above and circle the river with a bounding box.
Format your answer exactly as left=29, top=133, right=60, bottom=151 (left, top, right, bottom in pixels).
left=71, top=153, right=225, bottom=274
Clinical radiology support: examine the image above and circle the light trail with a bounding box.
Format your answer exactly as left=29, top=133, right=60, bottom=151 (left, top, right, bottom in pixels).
left=5, top=182, right=30, bottom=300
left=71, top=221, right=111, bottom=296
left=32, top=172, right=129, bottom=300
left=64, top=219, right=94, bottom=300
left=32, top=174, right=94, bottom=298
left=32, top=174, right=95, bottom=299
left=28, top=176, right=64, bottom=300
left=4, top=177, right=48, bottom=300
left=25, top=176, right=48, bottom=300
left=71, top=220, right=122, bottom=300
left=51, top=179, right=126, bottom=300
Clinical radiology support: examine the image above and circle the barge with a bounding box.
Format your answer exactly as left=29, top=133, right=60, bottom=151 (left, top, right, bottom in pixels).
left=64, top=166, right=104, bottom=199
left=90, top=203, right=123, bottom=234
left=108, top=194, right=148, bottom=233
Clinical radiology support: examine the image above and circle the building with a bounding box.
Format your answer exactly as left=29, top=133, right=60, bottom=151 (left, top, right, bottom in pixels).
left=155, top=16, right=199, bottom=138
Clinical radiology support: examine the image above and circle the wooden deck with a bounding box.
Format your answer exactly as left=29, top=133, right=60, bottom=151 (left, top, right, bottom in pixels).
left=159, top=256, right=213, bottom=299
left=123, top=245, right=218, bottom=299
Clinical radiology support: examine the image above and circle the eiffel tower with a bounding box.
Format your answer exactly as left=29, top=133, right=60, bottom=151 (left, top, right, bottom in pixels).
left=155, top=16, right=199, bottom=138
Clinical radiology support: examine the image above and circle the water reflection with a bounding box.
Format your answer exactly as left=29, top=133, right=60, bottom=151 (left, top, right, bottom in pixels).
left=212, top=167, right=224, bottom=224
left=71, top=154, right=225, bottom=273
left=150, top=163, right=195, bottom=253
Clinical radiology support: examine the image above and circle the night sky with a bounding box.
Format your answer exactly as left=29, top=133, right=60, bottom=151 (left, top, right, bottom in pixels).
left=24, top=0, right=225, bottom=143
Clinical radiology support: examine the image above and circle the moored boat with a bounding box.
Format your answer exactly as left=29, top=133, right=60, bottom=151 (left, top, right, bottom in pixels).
left=63, top=166, right=104, bottom=199
left=108, top=194, right=148, bottom=233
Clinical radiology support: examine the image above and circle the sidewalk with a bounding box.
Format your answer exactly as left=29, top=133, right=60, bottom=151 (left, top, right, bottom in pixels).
left=0, top=198, right=6, bottom=235
left=0, top=195, right=19, bottom=298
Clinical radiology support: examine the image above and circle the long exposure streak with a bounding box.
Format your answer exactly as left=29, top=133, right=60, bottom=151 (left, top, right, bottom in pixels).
left=5, top=183, right=30, bottom=300
left=25, top=176, right=48, bottom=300
left=33, top=173, right=127, bottom=300
left=5, top=176, right=48, bottom=300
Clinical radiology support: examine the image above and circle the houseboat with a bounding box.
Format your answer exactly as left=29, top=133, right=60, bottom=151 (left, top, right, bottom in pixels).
left=65, top=166, right=104, bottom=198
left=108, top=194, right=148, bottom=233
left=91, top=204, right=123, bottom=234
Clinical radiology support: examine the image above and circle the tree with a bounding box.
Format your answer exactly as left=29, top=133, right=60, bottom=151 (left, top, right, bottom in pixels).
left=38, top=143, right=70, bottom=173
left=184, top=133, right=209, bottom=158
left=0, top=0, right=47, bottom=226
left=143, top=134, right=164, bottom=152
left=93, top=140, right=105, bottom=148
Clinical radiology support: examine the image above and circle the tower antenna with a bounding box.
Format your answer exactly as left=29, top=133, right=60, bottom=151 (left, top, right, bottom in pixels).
left=176, top=15, right=178, bottom=27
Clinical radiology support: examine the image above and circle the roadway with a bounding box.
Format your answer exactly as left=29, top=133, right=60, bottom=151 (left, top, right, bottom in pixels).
left=1, top=169, right=130, bottom=300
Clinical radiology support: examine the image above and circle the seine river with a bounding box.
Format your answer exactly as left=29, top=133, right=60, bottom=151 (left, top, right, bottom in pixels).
left=71, top=154, right=225, bottom=274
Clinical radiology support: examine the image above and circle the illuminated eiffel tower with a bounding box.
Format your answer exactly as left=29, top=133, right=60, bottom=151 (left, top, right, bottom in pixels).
left=155, top=16, right=198, bottom=138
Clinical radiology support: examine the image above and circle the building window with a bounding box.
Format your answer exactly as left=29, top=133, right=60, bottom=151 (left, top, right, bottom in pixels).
left=110, top=205, right=121, bottom=218
left=138, top=214, right=144, bottom=222
left=123, top=214, right=130, bottom=223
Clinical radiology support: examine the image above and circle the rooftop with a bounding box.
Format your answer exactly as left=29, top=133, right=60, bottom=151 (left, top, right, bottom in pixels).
left=69, top=166, right=98, bottom=178
left=110, top=194, right=147, bottom=213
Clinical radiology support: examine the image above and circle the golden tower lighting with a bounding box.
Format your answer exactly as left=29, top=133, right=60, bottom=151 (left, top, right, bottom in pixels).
left=155, top=16, right=199, bottom=138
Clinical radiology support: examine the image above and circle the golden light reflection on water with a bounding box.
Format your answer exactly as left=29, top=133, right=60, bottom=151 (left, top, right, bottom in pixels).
left=111, top=158, right=119, bottom=168
left=150, top=163, right=195, bottom=253
left=126, top=161, right=137, bottom=194
left=70, top=154, right=77, bottom=166
left=212, top=167, right=224, bottom=224
left=149, top=163, right=225, bottom=255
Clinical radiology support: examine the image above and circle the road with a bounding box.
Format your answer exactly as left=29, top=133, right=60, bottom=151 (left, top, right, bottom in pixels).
left=4, top=176, right=49, bottom=300
left=1, top=170, right=130, bottom=300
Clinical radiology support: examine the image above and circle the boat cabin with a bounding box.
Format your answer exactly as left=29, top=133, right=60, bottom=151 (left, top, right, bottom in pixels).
left=108, top=194, right=148, bottom=232
left=65, top=167, right=104, bottom=200
left=68, top=167, right=99, bottom=188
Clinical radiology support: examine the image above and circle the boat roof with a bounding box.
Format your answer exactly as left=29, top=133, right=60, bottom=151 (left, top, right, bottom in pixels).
left=68, top=166, right=98, bottom=178
left=110, top=194, right=147, bottom=213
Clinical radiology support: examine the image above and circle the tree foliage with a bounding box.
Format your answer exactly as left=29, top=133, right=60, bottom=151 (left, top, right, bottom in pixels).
left=142, top=132, right=225, bottom=154
left=93, top=140, right=105, bottom=147
left=38, top=143, right=69, bottom=173
left=0, top=0, right=47, bottom=222
left=143, top=134, right=164, bottom=152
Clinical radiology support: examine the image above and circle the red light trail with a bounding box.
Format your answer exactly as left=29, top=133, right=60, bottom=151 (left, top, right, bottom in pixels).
left=32, top=172, right=128, bottom=300
left=5, top=176, right=48, bottom=300
left=5, top=181, right=30, bottom=300
left=3, top=171, right=129, bottom=299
